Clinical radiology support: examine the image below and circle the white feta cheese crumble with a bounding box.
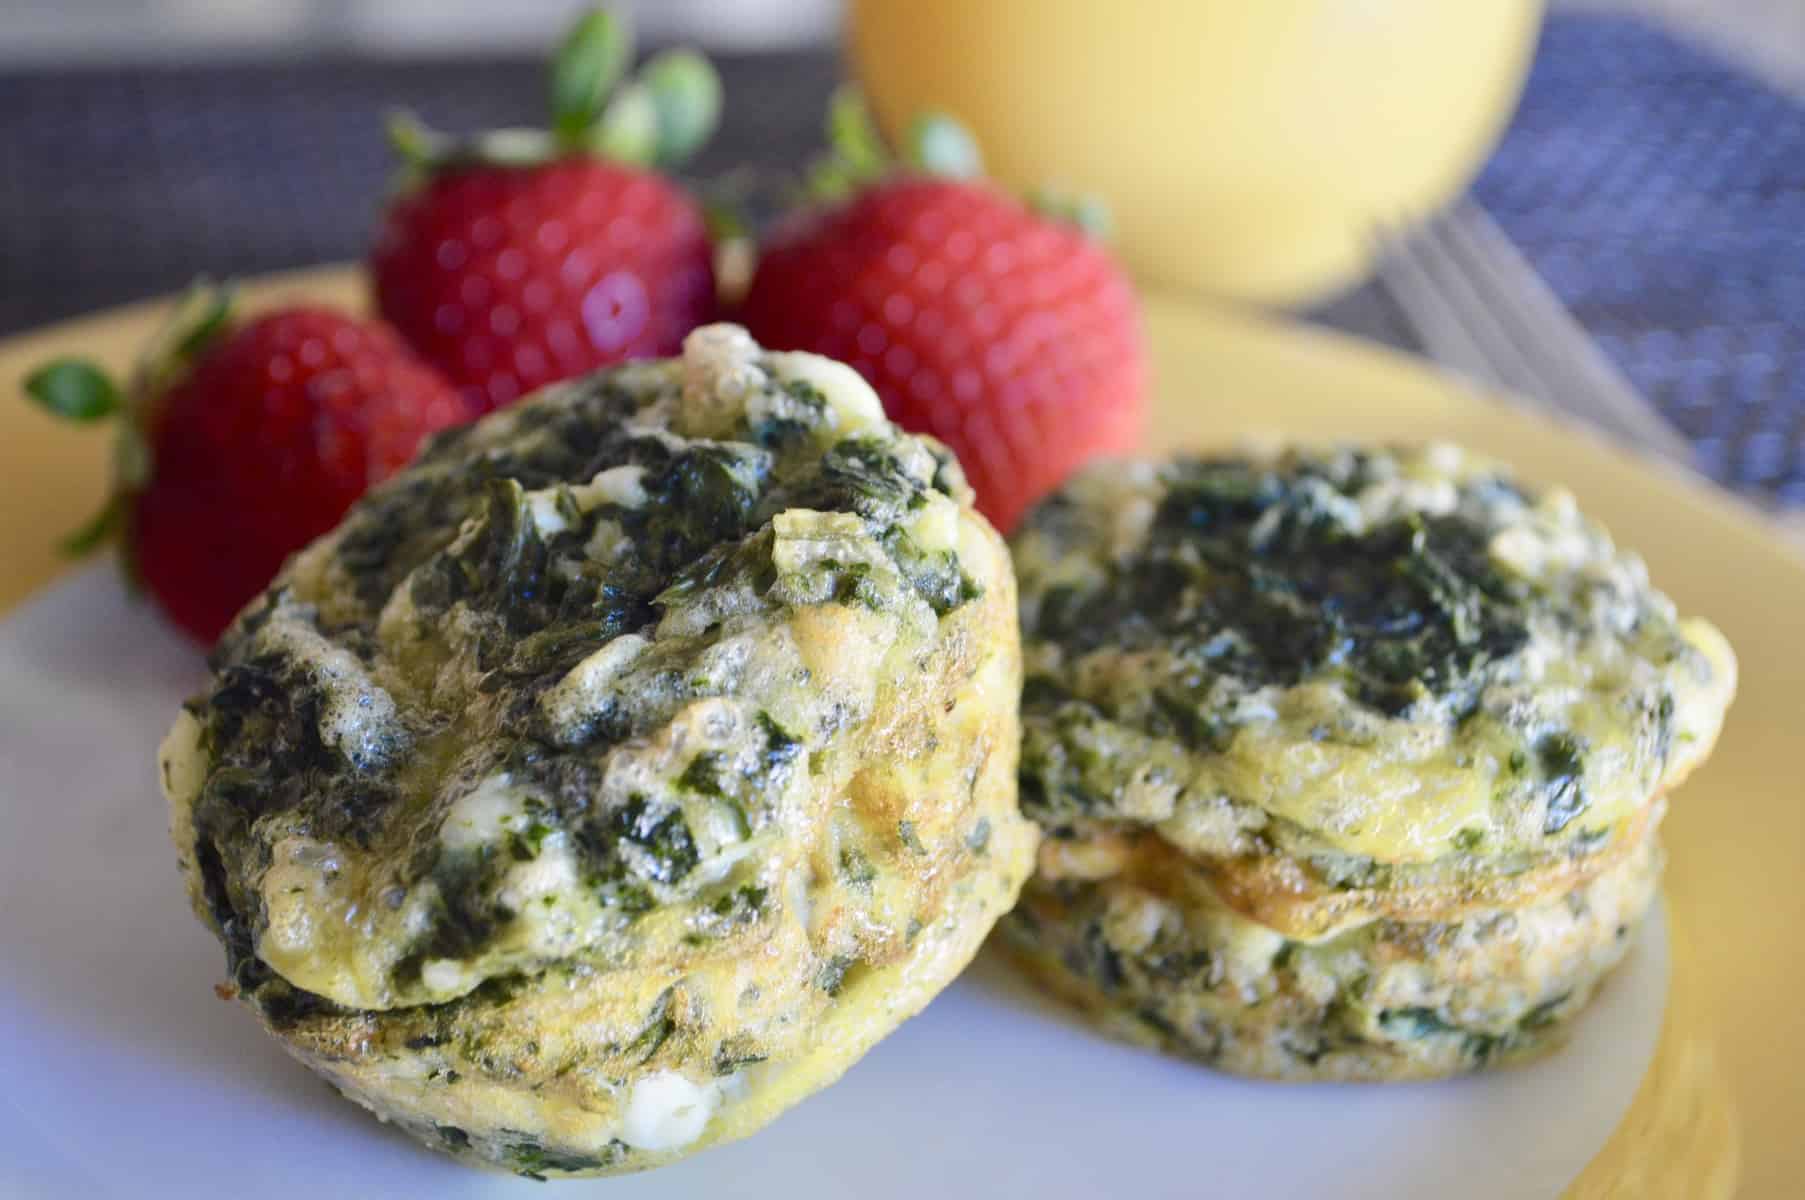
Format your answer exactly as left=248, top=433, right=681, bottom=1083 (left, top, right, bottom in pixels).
left=540, top=633, right=651, bottom=737
left=619, top=1071, right=722, bottom=1151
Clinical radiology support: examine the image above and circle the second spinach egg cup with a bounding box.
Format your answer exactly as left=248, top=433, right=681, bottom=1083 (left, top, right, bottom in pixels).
left=1004, top=445, right=1734, bottom=1081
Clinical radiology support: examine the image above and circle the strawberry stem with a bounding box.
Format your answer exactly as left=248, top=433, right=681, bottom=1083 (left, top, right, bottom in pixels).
left=138, top=279, right=238, bottom=398
left=170, top=283, right=235, bottom=360
left=385, top=7, right=719, bottom=177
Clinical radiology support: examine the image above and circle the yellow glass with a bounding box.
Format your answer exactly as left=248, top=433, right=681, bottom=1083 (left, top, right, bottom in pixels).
left=848, top=0, right=1546, bottom=305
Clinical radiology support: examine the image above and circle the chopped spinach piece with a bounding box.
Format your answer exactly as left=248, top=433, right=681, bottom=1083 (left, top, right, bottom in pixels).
left=1462, top=1032, right=1506, bottom=1064
left=678, top=751, right=729, bottom=797
left=711, top=883, right=767, bottom=921
left=509, top=821, right=554, bottom=862
left=1027, top=454, right=1530, bottom=719
left=1518, top=993, right=1571, bottom=1031
left=750, top=376, right=828, bottom=446
left=1136, top=1007, right=1180, bottom=1038
left=504, top=1136, right=623, bottom=1181
left=756, top=711, right=801, bottom=771
left=1378, top=1007, right=1458, bottom=1040
left=817, top=954, right=857, bottom=996
left=399, top=843, right=514, bottom=975
left=635, top=442, right=772, bottom=572
left=713, top=1035, right=768, bottom=1075
left=837, top=847, right=877, bottom=889
left=623, top=989, right=676, bottom=1064
left=1538, top=732, right=1589, bottom=835
left=1072, top=921, right=1126, bottom=992
left=410, top=478, right=555, bottom=636
left=588, top=795, right=701, bottom=887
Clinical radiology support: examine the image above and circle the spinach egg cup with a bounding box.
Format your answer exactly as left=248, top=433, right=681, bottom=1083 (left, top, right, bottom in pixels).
left=1004, top=445, right=1735, bottom=1080
left=159, top=326, right=1035, bottom=1176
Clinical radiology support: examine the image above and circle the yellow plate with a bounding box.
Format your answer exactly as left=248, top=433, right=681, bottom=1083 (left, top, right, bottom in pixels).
left=2, top=268, right=1796, bottom=1196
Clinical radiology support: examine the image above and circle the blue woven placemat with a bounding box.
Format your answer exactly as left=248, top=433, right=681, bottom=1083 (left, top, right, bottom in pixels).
left=1476, top=12, right=1805, bottom=505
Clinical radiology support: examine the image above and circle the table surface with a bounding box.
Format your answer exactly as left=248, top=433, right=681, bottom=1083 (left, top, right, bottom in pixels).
left=0, top=10, right=1798, bottom=506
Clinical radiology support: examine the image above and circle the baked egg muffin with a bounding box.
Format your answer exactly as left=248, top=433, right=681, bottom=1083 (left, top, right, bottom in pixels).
left=1004, top=444, right=1734, bottom=1080
left=159, top=325, right=1034, bottom=1175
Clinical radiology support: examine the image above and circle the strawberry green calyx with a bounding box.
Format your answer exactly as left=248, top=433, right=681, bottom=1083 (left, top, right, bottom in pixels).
left=23, top=279, right=236, bottom=564
left=24, top=361, right=128, bottom=553
left=812, top=88, right=985, bottom=184
left=801, top=87, right=1111, bottom=237
left=389, top=6, right=720, bottom=183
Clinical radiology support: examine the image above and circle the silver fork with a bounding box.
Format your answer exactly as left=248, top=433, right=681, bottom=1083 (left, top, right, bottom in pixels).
left=1376, top=201, right=1697, bottom=467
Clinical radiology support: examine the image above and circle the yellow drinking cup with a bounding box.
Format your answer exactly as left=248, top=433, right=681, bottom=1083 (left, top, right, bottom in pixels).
left=848, top=0, right=1545, bottom=305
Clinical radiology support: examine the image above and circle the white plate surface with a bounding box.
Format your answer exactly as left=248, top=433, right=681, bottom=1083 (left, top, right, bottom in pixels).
left=0, top=566, right=1667, bottom=1200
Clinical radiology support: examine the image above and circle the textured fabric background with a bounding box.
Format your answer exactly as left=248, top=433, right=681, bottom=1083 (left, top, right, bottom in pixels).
left=0, top=13, right=1797, bottom=504
left=1476, top=14, right=1805, bottom=505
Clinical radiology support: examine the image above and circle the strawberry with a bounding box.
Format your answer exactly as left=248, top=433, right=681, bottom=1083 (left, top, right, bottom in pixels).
left=371, top=7, right=720, bottom=413
left=738, top=91, right=1146, bottom=532
left=25, top=285, right=469, bottom=643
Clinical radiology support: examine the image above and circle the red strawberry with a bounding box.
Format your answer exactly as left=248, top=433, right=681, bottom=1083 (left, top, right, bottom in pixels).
left=371, top=7, right=720, bottom=412
left=738, top=93, right=1146, bottom=533
left=25, top=286, right=469, bottom=642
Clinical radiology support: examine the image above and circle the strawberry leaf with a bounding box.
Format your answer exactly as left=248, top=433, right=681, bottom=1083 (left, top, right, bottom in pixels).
left=25, top=359, right=120, bottom=423
left=551, top=7, right=634, bottom=146
left=640, top=50, right=721, bottom=168
left=61, top=493, right=124, bottom=556
left=904, top=112, right=982, bottom=180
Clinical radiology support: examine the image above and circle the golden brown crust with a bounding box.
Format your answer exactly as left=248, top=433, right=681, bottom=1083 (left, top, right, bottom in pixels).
left=1193, top=795, right=1666, bottom=938
left=1001, top=834, right=1663, bottom=1082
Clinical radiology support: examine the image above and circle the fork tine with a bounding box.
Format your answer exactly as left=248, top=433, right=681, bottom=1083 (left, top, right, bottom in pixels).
left=1376, top=221, right=1505, bottom=388
left=1435, top=205, right=1696, bottom=465
left=1409, top=210, right=1576, bottom=413
left=1377, top=204, right=1694, bottom=467
left=1376, top=219, right=1555, bottom=412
